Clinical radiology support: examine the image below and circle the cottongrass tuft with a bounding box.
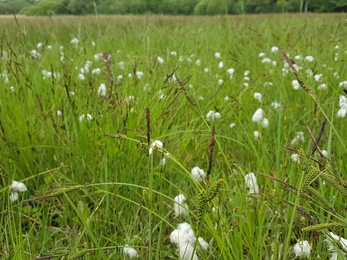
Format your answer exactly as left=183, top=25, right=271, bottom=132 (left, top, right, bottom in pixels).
left=252, top=108, right=269, bottom=128
left=157, top=56, right=164, bottom=64
left=261, top=118, right=269, bottom=128
left=314, top=73, right=322, bottom=82
left=170, top=222, right=195, bottom=246
left=31, top=49, right=41, bottom=58
left=227, top=68, right=234, bottom=75
left=92, top=68, right=101, bottom=75
left=317, top=83, right=327, bottom=90
left=326, top=232, right=347, bottom=259
left=191, top=167, right=206, bottom=182
left=148, top=140, right=163, bottom=155
left=253, top=130, right=260, bottom=139
left=337, top=96, right=347, bottom=118
left=229, top=123, right=236, bottom=128
left=261, top=57, right=272, bottom=64
left=244, top=172, right=259, bottom=194
left=291, top=132, right=305, bottom=145
left=170, top=222, right=209, bottom=260
left=79, top=114, right=93, bottom=122
left=174, top=194, right=189, bottom=217
left=293, top=240, right=310, bottom=258
left=304, top=55, right=314, bottom=62
left=123, top=246, right=138, bottom=259
left=253, top=92, right=262, bottom=102
left=206, top=110, right=221, bottom=121
left=339, top=80, right=347, bottom=88
left=252, top=108, right=264, bottom=123
left=291, top=153, right=300, bottom=163
left=97, top=83, right=107, bottom=97
left=321, top=150, right=328, bottom=158
left=10, top=181, right=27, bottom=202
left=292, top=79, right=300, bottom=90
left=159, top=152, right=170, bottom=166
left=197, top=237, right=209, bottom=251
left=135, top=71, right=144, bottom=79
left=271, top=46, right=279, bottom=53
left=70, top=37, right=79, bottom=45
left=271, top=101, right=282, bottom=110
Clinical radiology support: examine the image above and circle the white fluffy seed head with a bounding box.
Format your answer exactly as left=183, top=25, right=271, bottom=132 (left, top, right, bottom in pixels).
left=292, top=80, right=300, bottom=90
left=321, top=150, right=328, bottom=158
left=149, top=140, right=163, bottom=155
left=328, top=232, right=347, bottom=251
left=191, top=167, right=206, bottom=182
left=305, top=55, right=314, bottom=62
left=9, top=192, right=19, bottom=202
left=11, top=181, right=27, bottom=192
left=227, top=68, right=234, bottom=75
left=198, top=237, right=209, bottom=251
left=123, top=246, right=138, bottom=259
left=174, top=194, right=189, bottom=217
left=271, top=46, right=279, bottom=53
left=170, top=222, right=195, bottom=246
left=97, top=83, right=107, bottom=97
left=261, top=118, right=269, bottom=128
left=253, top=92, right=262, bottom=102
left=253, top=130, right=260, bottom=139
left=293, top=240, right=310, bottom=258
left=252, top=108, right=264, bottom=123
left=179, top=243, right=199, bottom=260
left=244, top=172, right=259, bottom=194
left=206, top=110, right=221, bottom=121
left=291, top=153, right=300, bottom=163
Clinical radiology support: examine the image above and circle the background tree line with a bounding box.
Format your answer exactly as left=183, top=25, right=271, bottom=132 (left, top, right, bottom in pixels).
left=0, top=0, right=346, bottom=16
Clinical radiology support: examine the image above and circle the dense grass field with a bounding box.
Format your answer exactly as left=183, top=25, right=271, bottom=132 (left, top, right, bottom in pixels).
left=1, top=13, right=347, bottom=259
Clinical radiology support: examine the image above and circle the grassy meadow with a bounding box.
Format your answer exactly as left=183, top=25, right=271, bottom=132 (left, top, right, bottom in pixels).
left=1, top=13, right=347, bottom=259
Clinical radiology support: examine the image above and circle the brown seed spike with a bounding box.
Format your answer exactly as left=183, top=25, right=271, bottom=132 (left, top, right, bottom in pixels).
left=207, top=126, right=215, bottom=177
left=281, top=50, right=300, bottom=79
left=145, top=108, right=151, bottom=145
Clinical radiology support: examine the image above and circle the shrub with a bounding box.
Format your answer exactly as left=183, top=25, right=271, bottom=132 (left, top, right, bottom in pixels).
left=0, top=0, right=31, bottom=14
left=20, top=1, right=63, bottom=16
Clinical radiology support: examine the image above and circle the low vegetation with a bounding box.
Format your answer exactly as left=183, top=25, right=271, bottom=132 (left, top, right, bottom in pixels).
left=1, top=13, right=347, bottom=259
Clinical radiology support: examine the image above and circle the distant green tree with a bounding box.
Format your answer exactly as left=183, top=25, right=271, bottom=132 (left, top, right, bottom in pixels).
left=0, top=0, right=31, bottom=14
left=147, top=0, right=163, bottom=13
left=160, top=0, right=198, bottom=14
left=244, top=0, right=276, bottom=13
left=125, top=0, right=147, bottom=14
left=194, top=0, right=207, bottom=14
left=194, top=0, right=227, bottom=15
left=331, top=0, right=347, bottom=7
left=206, top=0, right=228, bottom=14
left=285, top=0, right=300, bottom=12
left=311, top=0, right=347, bottom=12
left=57, top=0, right=70, bottom=14
left=232, top=0, right=245, bottom=14
left=276, top=0, right=293, bottom=12
left=67, top=0, right=98, bottom=15
left=98, top=0, right=127, bottom=14
left=20, top=1, right=63, bottom=15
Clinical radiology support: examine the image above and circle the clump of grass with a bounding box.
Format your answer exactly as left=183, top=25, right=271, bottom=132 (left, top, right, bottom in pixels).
left=1, top=14, right=347, bottom=260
